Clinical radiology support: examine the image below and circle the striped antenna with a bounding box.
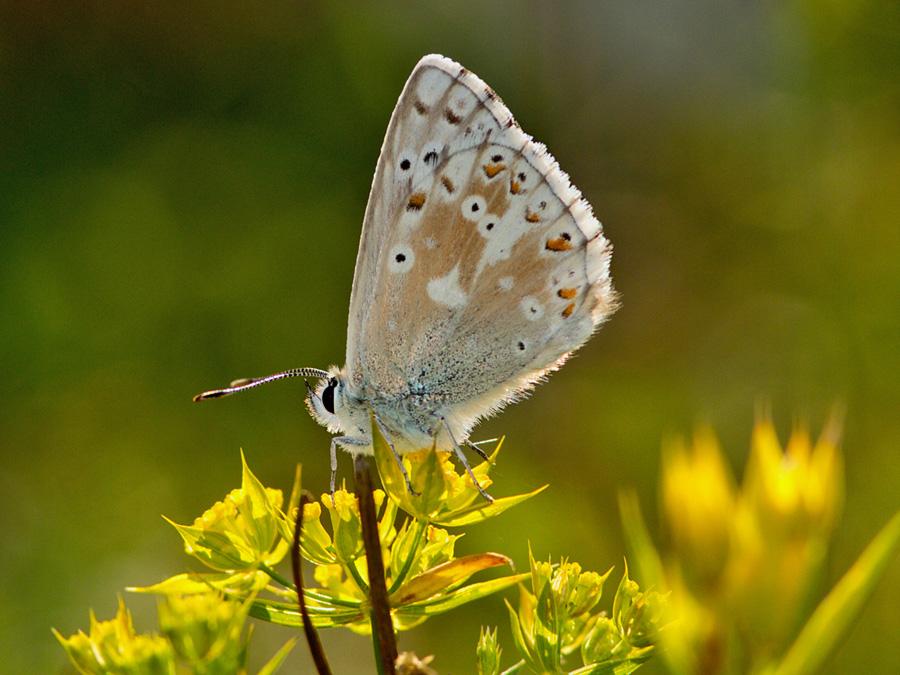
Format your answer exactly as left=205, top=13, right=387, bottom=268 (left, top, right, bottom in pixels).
left=194, top=368, right=329, bottom=401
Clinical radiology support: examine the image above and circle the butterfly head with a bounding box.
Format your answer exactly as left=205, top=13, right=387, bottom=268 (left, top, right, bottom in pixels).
left=306, top=365, right=369, bottom=440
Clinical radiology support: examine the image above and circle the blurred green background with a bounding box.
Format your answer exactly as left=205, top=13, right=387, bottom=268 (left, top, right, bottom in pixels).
left=2, top=1, right=898, bottom=673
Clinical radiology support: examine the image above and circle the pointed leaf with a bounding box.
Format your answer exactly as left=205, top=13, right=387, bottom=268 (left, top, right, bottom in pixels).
left=241, top=452, right=279, bottom=553
left=129, top=571, right=270, bottom=595
left=398, top=573, right=529, bottom=615
left=411, top=447, right=447, bottom=515
left=166, top=518, right=259, bottom=570
left=533, top=574, right=562, bottom=672
left=256, top=638, right=297, bottom=675
left=570, top=646, right=655, bottom=675
left=272, top=465, right=303, bottom=547
left=248, top=599, right=365, bottom=628
left=372, top=412, right=422, bottom=515
left=774, top=510, right=900, bottom=675
left=432, top=485, right=548, bottom=527
left=389, top=553, right=513, bottom=605
left=505, top=597, right=543, bottom=674
left=618, top=491, right=664, bottom=589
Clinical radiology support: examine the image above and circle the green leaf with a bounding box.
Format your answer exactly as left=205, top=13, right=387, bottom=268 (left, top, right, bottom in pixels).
left=432, top=485, right=548, bottom=527
left=129, top=571, right=269, bottom=596
left=398, top=573, right=529, bottom=615
left=533, top=576, right=562, bottom=672
left=272, top=465, right=302, bottom=548
left=412, top=446, right=447, bottom=515
left=371, top=411, right=418, bottom=513
left=569, top=646, right=655, bottom=675
left=165, top=519, right=260, bottom=571
left=241, top=451, right=280, bottom=554
left=505, top=598, right=542, bottom=674
left=248, top=599, right=365, bottom=628
left=773, top=510, right=900, bottom=675
left=256, top=638, right=297, bottom=675
left=617, top=491, right=665, bottom=591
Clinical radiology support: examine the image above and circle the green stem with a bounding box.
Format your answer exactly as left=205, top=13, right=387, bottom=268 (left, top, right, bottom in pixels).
left=346, top=558, right=370, bottom=595
left=371, top=612, right=387, bottom=675
left=259, top=563, right=295, bottom=590
left=499, top=659, right=526, bottom=675
left=387, top=518, right=429, bottom=595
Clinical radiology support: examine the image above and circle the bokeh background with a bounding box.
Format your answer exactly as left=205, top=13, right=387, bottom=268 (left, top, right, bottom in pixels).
left=2, top=2, right=898, bottom=673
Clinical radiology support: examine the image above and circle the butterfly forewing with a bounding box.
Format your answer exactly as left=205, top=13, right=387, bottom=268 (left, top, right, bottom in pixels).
left=345, top=55, right=616, bottom=428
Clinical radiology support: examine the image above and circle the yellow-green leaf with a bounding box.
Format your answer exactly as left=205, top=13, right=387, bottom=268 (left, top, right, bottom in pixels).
left=399, top=573, right=529, bottom=615
left=774, top=510, right=900, bottom=675
left=389, top=553, right=512, bottom=606
left=432, top=485, right=548, bottom=527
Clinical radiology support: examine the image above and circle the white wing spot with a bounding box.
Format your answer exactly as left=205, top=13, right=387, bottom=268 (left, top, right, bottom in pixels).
left=425, top=236, right=438, bottom=250
left=427, top=265, right=468, bottom=309
left=520, top=296, right=545, bottom=321
left=461, top=195, right=486, bottom=221
left=498, top=276, right=514, bottom=291
left=388, top=244, right=415, bottom=273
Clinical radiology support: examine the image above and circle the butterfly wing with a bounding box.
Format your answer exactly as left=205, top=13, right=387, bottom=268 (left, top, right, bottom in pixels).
left=345, top=54, right=617, bottom=431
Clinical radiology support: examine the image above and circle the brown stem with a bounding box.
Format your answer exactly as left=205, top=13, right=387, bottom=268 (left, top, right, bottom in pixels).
left=292, top=490, right=333, bottom=675
left=355, top=454, right=398, bottom=675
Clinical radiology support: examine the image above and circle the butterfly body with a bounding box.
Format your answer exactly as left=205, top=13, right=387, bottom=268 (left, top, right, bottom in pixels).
left=306, top=54, right=617, bottom=458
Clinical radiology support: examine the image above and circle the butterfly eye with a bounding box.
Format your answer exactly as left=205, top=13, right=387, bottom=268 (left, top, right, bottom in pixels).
left=322, top=377, right=338, bottom=414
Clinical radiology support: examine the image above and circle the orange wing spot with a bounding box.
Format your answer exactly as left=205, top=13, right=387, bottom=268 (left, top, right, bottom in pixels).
left=558, top=287, right=577, bottom=299
left=407, top=192, right=427, bottom=211
left=483, top=163, right=506, bottom=178
left=441, top=175, right=455, bottom=193
left=444, top=108, right=463, bottom=124
left=546, top=237, right=573, bottom=251
left=525, top=209, right=541, bottom=223
left=509, top=179, right=522, bottom=194
left=562, top=303, right=575, bottom=318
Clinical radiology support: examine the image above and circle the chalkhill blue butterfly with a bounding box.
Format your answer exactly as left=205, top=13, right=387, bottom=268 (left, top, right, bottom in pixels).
left=196, top=54, right=618, bottom=500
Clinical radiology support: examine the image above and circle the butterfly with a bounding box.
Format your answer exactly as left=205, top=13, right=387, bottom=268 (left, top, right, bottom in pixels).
left=195, top=54, right=618, bottom=501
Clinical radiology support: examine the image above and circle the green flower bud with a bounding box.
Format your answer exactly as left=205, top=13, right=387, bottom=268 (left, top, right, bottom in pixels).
left=581, top=616, right=620, bottom=664
left=476, top=626, right=501, bottom=675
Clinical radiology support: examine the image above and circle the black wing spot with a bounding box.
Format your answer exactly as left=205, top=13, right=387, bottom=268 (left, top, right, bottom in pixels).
left=491, top=154, right=503, bottom=162
left=424, top=150, right=439, bottom=165
left=444, top=108, right=463, bottom=125
left=400, top=158, right=411, bottom=171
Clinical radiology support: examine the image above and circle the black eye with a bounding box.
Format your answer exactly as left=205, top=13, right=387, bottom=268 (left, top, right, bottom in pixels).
left=322, top=377, right=337, bottom=414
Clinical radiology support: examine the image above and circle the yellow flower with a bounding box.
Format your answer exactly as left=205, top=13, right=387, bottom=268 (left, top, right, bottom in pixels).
left=54, top=598, right=175, bottom=674
left=167, top=454, right=288, bottom=572
left=662, top=428, right=736, bottom=584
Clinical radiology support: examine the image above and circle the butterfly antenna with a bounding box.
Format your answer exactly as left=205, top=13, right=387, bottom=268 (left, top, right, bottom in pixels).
left=194, top=368, right=329, bottom=401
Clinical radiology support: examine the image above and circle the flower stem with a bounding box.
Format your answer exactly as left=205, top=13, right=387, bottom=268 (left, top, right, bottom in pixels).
left=259, top=563, right=295, bottom=591
left=387, top=518, right=429, bottom=595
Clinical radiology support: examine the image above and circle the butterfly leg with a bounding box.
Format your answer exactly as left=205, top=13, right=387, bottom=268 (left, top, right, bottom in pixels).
left=372, top=416, right=419, bottom=497
left=330, top=436, right=367, bottom=496
left=441, top=418, right=494, bottom=503
left=465, top=438, right=492, bottom=463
